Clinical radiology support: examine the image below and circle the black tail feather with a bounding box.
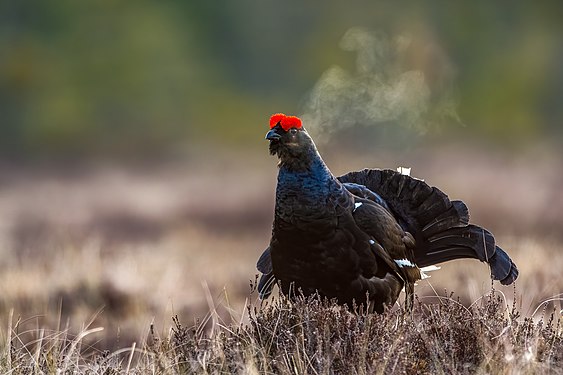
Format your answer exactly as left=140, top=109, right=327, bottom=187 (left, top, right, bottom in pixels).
left=422, top=200, right=469, bottom=237
left=419, top=224, right=519, bottom=285
left=490, top=246, right=519, bottom=285
left=426, top=225, right=496, bottom=262
left=257, top=247, right=278, bottom=299
left=257, top=247, right=273, bottom=274
left=338, top=169, right=518, bottom=285
left=416, top=187, right=451, bottom=225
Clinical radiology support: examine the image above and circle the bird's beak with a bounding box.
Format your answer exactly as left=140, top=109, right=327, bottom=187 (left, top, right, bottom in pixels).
left=265, top=129, right=281, bottom=141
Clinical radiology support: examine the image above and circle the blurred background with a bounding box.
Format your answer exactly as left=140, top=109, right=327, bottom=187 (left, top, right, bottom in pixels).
left=0, top=1, right=562, bottom=349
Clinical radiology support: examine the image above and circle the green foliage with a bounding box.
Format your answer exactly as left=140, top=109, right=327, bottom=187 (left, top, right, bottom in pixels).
left=1, top=1, right=562, bottom=158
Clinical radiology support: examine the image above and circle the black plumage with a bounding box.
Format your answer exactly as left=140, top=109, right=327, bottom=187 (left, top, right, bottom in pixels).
left=257, top=115, right=518, bottom=313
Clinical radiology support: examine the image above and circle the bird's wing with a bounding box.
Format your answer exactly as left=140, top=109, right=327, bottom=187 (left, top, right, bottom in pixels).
left=351, top=197, right=421, bottom=283
left=256, top=247, right=276, bottom=299
left=338, top=169, right=518, bottom=285
left=343, top=182, right=390, bottom=210
left=339, top=169, right=467, bottom=235
left=257, top=246, right=272, bottom=274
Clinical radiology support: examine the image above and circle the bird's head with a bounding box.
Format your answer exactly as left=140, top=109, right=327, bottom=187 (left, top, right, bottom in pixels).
left=266, top=113, right=317, bottom=168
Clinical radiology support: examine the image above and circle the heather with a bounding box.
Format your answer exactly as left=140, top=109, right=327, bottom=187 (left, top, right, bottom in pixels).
left=3, top=290, right=562, bottom=374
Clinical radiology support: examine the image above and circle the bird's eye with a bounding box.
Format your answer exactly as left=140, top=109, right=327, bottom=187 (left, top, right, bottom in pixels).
left=290, top=128, right=297, bottom=135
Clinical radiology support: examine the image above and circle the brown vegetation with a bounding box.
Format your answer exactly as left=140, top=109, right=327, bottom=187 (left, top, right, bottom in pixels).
left=0, top=146, right=562, bottom=372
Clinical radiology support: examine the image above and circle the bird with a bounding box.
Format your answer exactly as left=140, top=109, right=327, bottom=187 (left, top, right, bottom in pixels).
left=257, top=113, right=518, bottom=313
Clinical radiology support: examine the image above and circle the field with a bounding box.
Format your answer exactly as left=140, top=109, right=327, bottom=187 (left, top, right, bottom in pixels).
left=0, top=145, right=562, bottom=373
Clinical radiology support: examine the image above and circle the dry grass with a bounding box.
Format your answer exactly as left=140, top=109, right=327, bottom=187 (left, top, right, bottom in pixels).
left=0, top=145, right=562, bottom=373
left=2, top=291, right=562, bottom=374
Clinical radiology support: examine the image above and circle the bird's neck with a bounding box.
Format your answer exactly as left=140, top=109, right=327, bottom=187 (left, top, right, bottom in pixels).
left=278, top=148, right=333, bottom=185
left=276, top=149, right=343, bottom=209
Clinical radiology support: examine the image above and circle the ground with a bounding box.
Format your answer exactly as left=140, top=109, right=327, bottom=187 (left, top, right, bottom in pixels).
left=0, top=145, right=561, bottom=372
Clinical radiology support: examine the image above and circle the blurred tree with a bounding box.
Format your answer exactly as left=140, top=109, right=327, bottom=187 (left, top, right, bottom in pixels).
left=0, top=1, right=561, bottom=159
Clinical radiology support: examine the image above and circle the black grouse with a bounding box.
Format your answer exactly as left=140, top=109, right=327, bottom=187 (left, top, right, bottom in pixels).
left=257, top=113, right=518, bottom=313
